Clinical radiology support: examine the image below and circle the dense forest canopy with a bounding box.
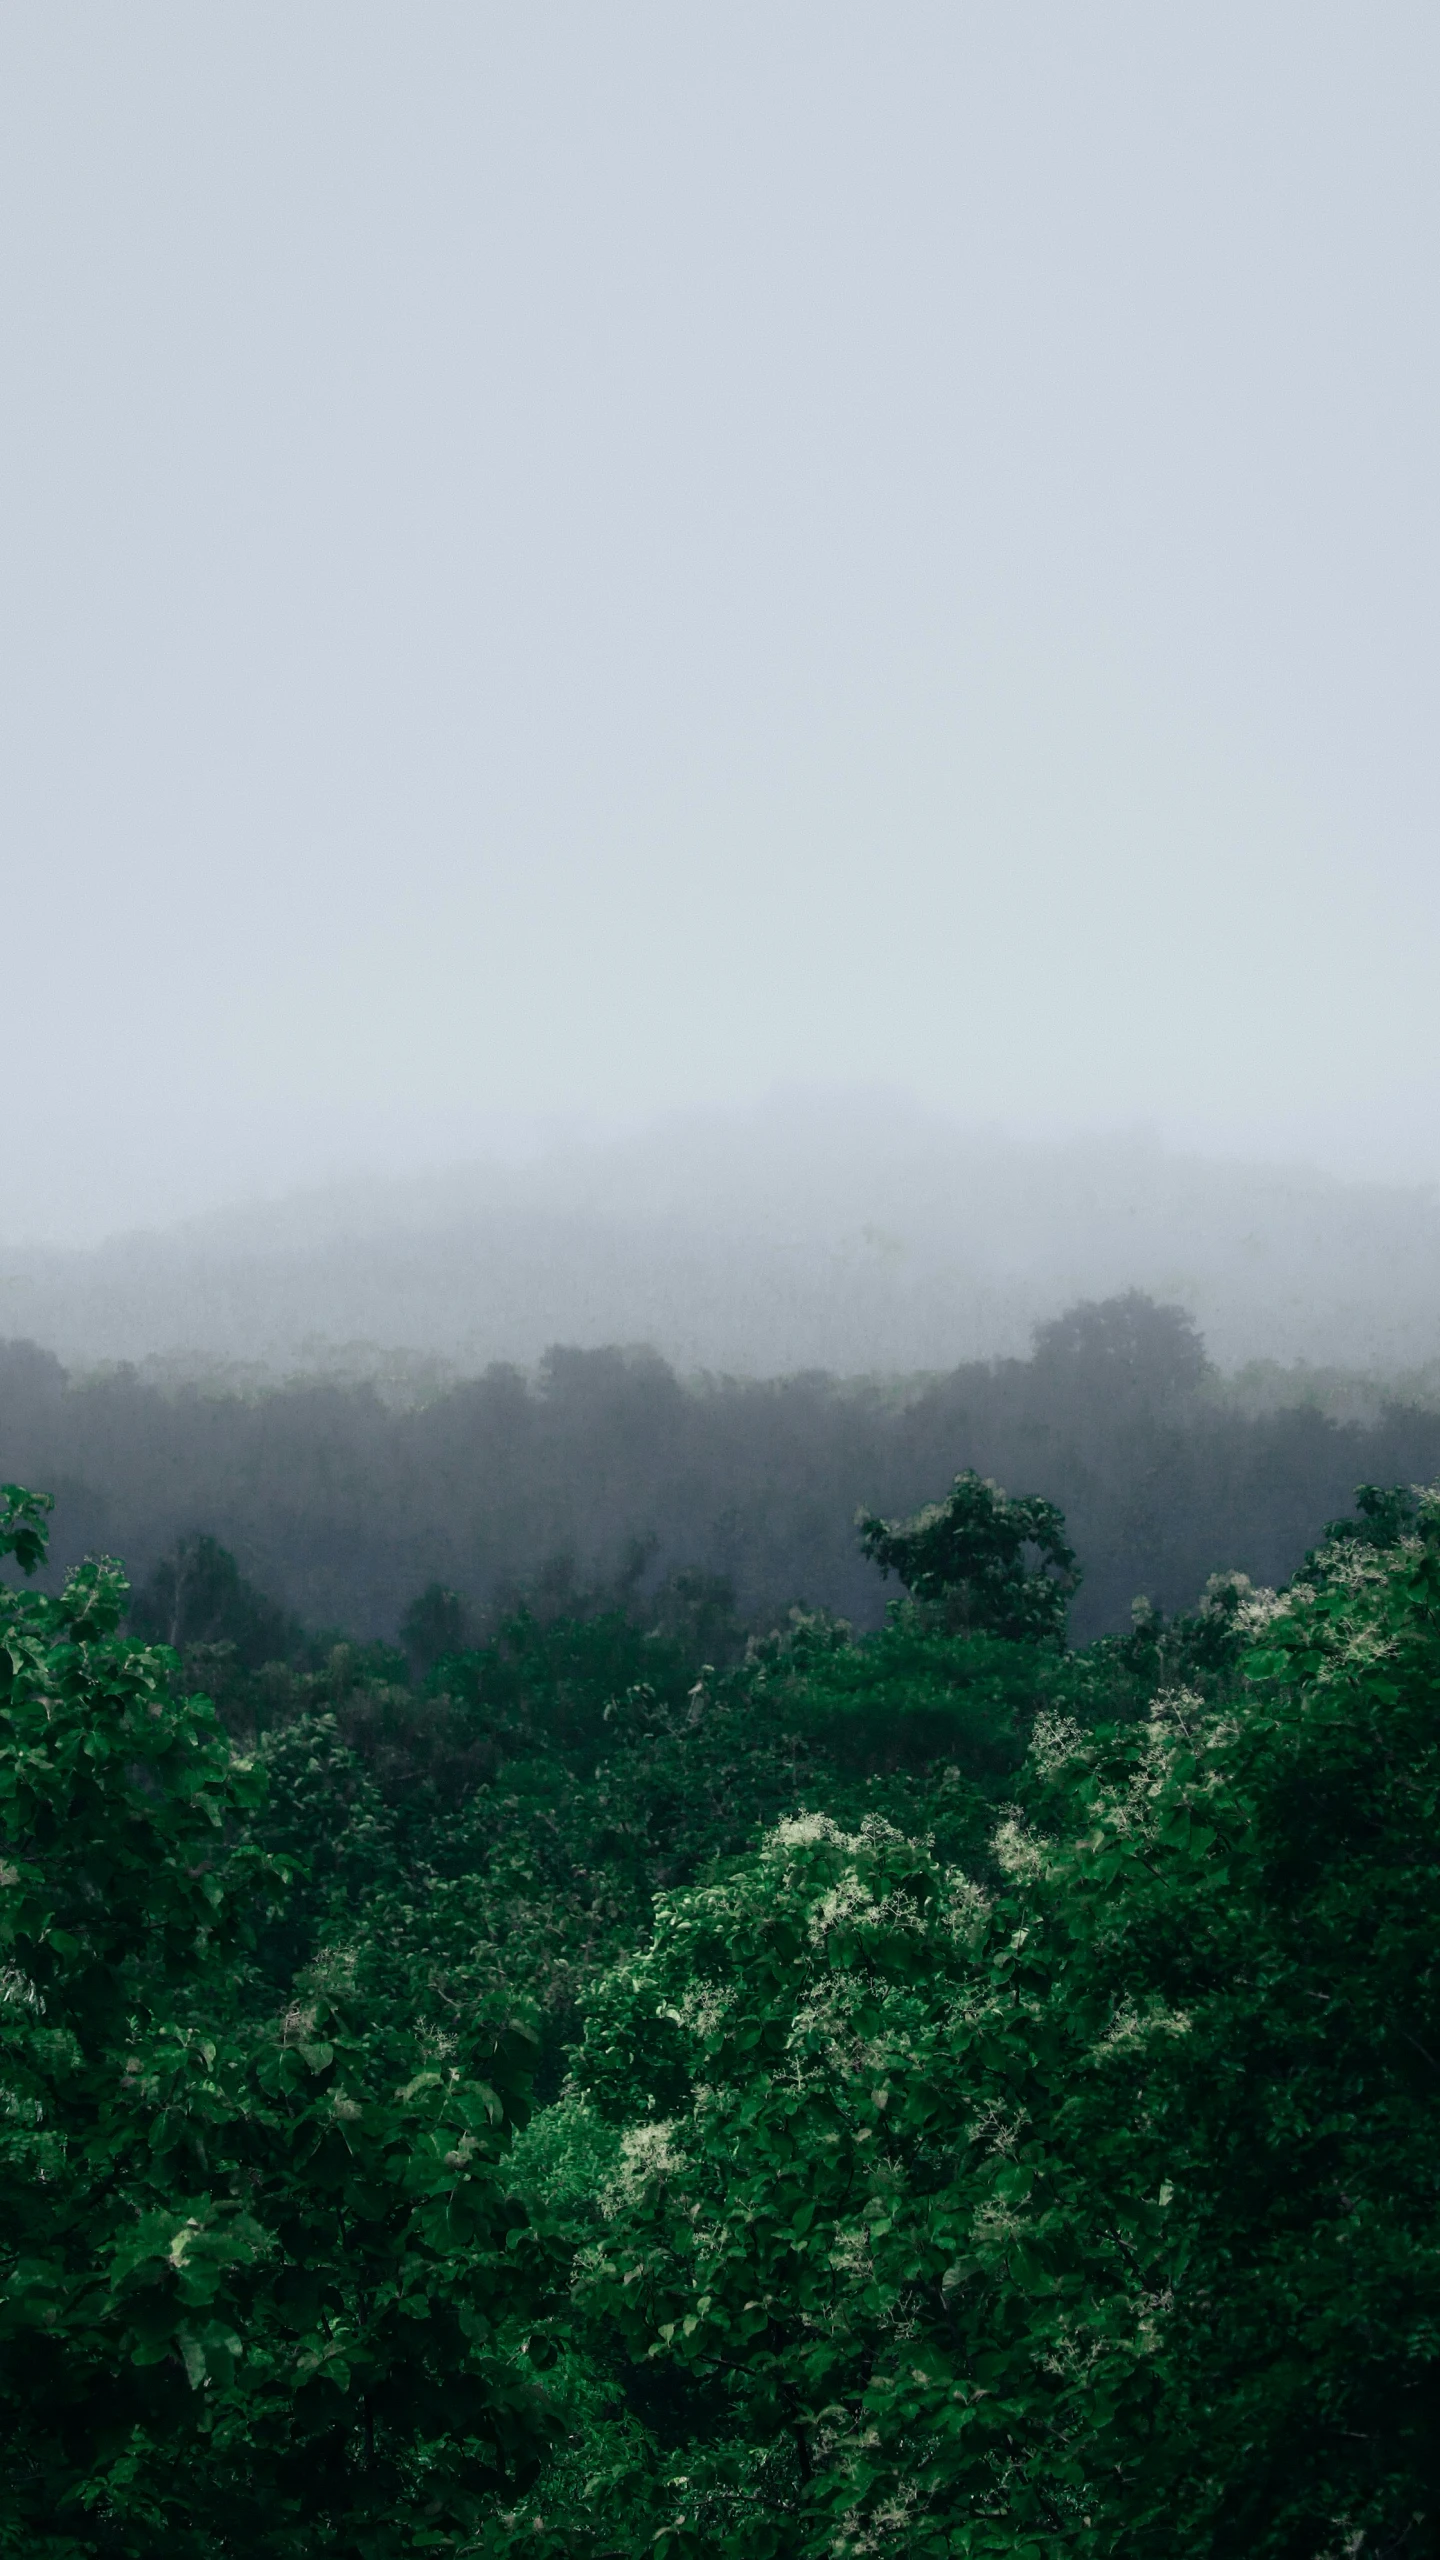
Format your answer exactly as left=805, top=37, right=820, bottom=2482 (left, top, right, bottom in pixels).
left=7, top=1288, right=1440, bottom=2555
left=5, top=1292, right=1440, bottom=1642
left=5, top=1427, right=1440, bottom=2554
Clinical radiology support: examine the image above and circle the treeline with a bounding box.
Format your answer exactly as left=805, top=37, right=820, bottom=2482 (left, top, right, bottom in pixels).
left=4, top=1292, right=1440, bottom=1639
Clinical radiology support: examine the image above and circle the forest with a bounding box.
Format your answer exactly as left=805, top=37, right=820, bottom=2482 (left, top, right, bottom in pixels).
left=5, top=1291, right=1440, bottom=1643
left=4, top=1282, right=1440, bottom=2552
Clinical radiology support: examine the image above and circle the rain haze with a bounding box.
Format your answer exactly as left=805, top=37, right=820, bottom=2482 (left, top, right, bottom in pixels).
left=15, top=18, right=1440, bottom=2531
left=2, top=3, right=1439, bottom=1376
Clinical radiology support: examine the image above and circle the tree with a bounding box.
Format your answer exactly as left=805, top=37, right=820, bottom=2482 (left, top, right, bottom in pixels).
left=128, top=1530, right=301, bottom=1669
left=1029, top=1288, right=1210, bottom=1409
left=0, top=1486, right=556, bottom=2557
left=568, top=1485, right=1440, bottom=2555
left=856, top=1468, right=1080, bottom=1641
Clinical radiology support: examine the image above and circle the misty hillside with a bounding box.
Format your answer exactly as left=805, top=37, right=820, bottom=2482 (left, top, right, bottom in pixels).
left=7, top=1289, right=1440, bottom=1647
left=6, top=1101, right=1440, bottom=1383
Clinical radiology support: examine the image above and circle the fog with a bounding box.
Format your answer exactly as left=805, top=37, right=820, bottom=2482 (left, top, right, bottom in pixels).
left=12, top=25, right=1440, bottom=2532
left=2, top=3, right=1439, bottom=1272
left=4, top=1097, right=1440, bottom=1396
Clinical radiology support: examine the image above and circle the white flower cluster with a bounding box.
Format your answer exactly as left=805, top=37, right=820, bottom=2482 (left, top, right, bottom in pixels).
left=1028, top=1711, right=1083, bottom=1777
left=991, top=1814, right=1048, bottom=1883
left=807, top=1868, right=878, bottom=1945
left=601, top=2117, right=686, bottom=2215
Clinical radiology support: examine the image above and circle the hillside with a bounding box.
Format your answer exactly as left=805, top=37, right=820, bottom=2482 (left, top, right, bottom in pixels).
left=6, top=1101, right=1440, bottom=1383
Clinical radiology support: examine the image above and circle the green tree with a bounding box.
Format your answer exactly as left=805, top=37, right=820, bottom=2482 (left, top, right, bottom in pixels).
left=0, top=1487, right=556, bottom=2557
left=564, top=1487, right=1440, bottom=2555
left=128, top=1530, right=302, bottom=1669
left=856, top=1468, right=1080, bottom=1642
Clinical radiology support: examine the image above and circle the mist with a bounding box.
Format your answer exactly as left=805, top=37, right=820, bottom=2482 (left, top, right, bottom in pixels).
left=11, top=21, right=1440, bottom=2526
left=3, top=3, right=1439, bottom=1252
left=8, top=1097, right=1440, bottom=1391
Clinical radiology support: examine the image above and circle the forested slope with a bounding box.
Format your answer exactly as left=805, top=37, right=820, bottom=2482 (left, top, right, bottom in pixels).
left=13, top=1109, right=1440, bottom=1379
left=4, top=1294, right=1440, bottom=1639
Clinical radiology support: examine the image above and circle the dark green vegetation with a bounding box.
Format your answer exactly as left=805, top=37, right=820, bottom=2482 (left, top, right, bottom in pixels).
left=6, top=1390, right=1440, bottom=2556
left=7, top=1293, right=1440, bottom=1642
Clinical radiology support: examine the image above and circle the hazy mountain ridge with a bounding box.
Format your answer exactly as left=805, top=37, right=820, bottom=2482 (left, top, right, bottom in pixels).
left=5, top=1103, right=1440, bottom=1382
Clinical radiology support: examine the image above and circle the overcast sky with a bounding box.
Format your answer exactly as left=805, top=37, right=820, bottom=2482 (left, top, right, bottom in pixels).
left=2, top=4, right=1438, bottom=1241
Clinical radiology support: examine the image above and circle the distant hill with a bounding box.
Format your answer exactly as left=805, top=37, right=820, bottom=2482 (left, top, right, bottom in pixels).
left=4, top=1098, right=1440, bottom=1382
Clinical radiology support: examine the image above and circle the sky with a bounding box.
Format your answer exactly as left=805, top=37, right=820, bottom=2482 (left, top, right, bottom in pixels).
left=2, top=3, right=1438, bottom=1243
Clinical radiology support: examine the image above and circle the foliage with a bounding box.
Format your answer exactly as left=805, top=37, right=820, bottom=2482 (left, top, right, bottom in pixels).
left=8, top=1430, right=1440, bottom=2554
left=0, top=1497, right=555, bottom=2556
left=555, top=1498, right=1440, bottom=2554
left=1105, top=1565, right=1260, bottom=1698
left=128, top=1530, right=303, bottom=1670
left=857, top=1469, right=1080, bottom=1641
left=235, top=1581, right=1064, bottom=2094
left=1309, top=1474, right=1422, bottom=1562
left=10, top=1296, right=1440, bottom=1642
